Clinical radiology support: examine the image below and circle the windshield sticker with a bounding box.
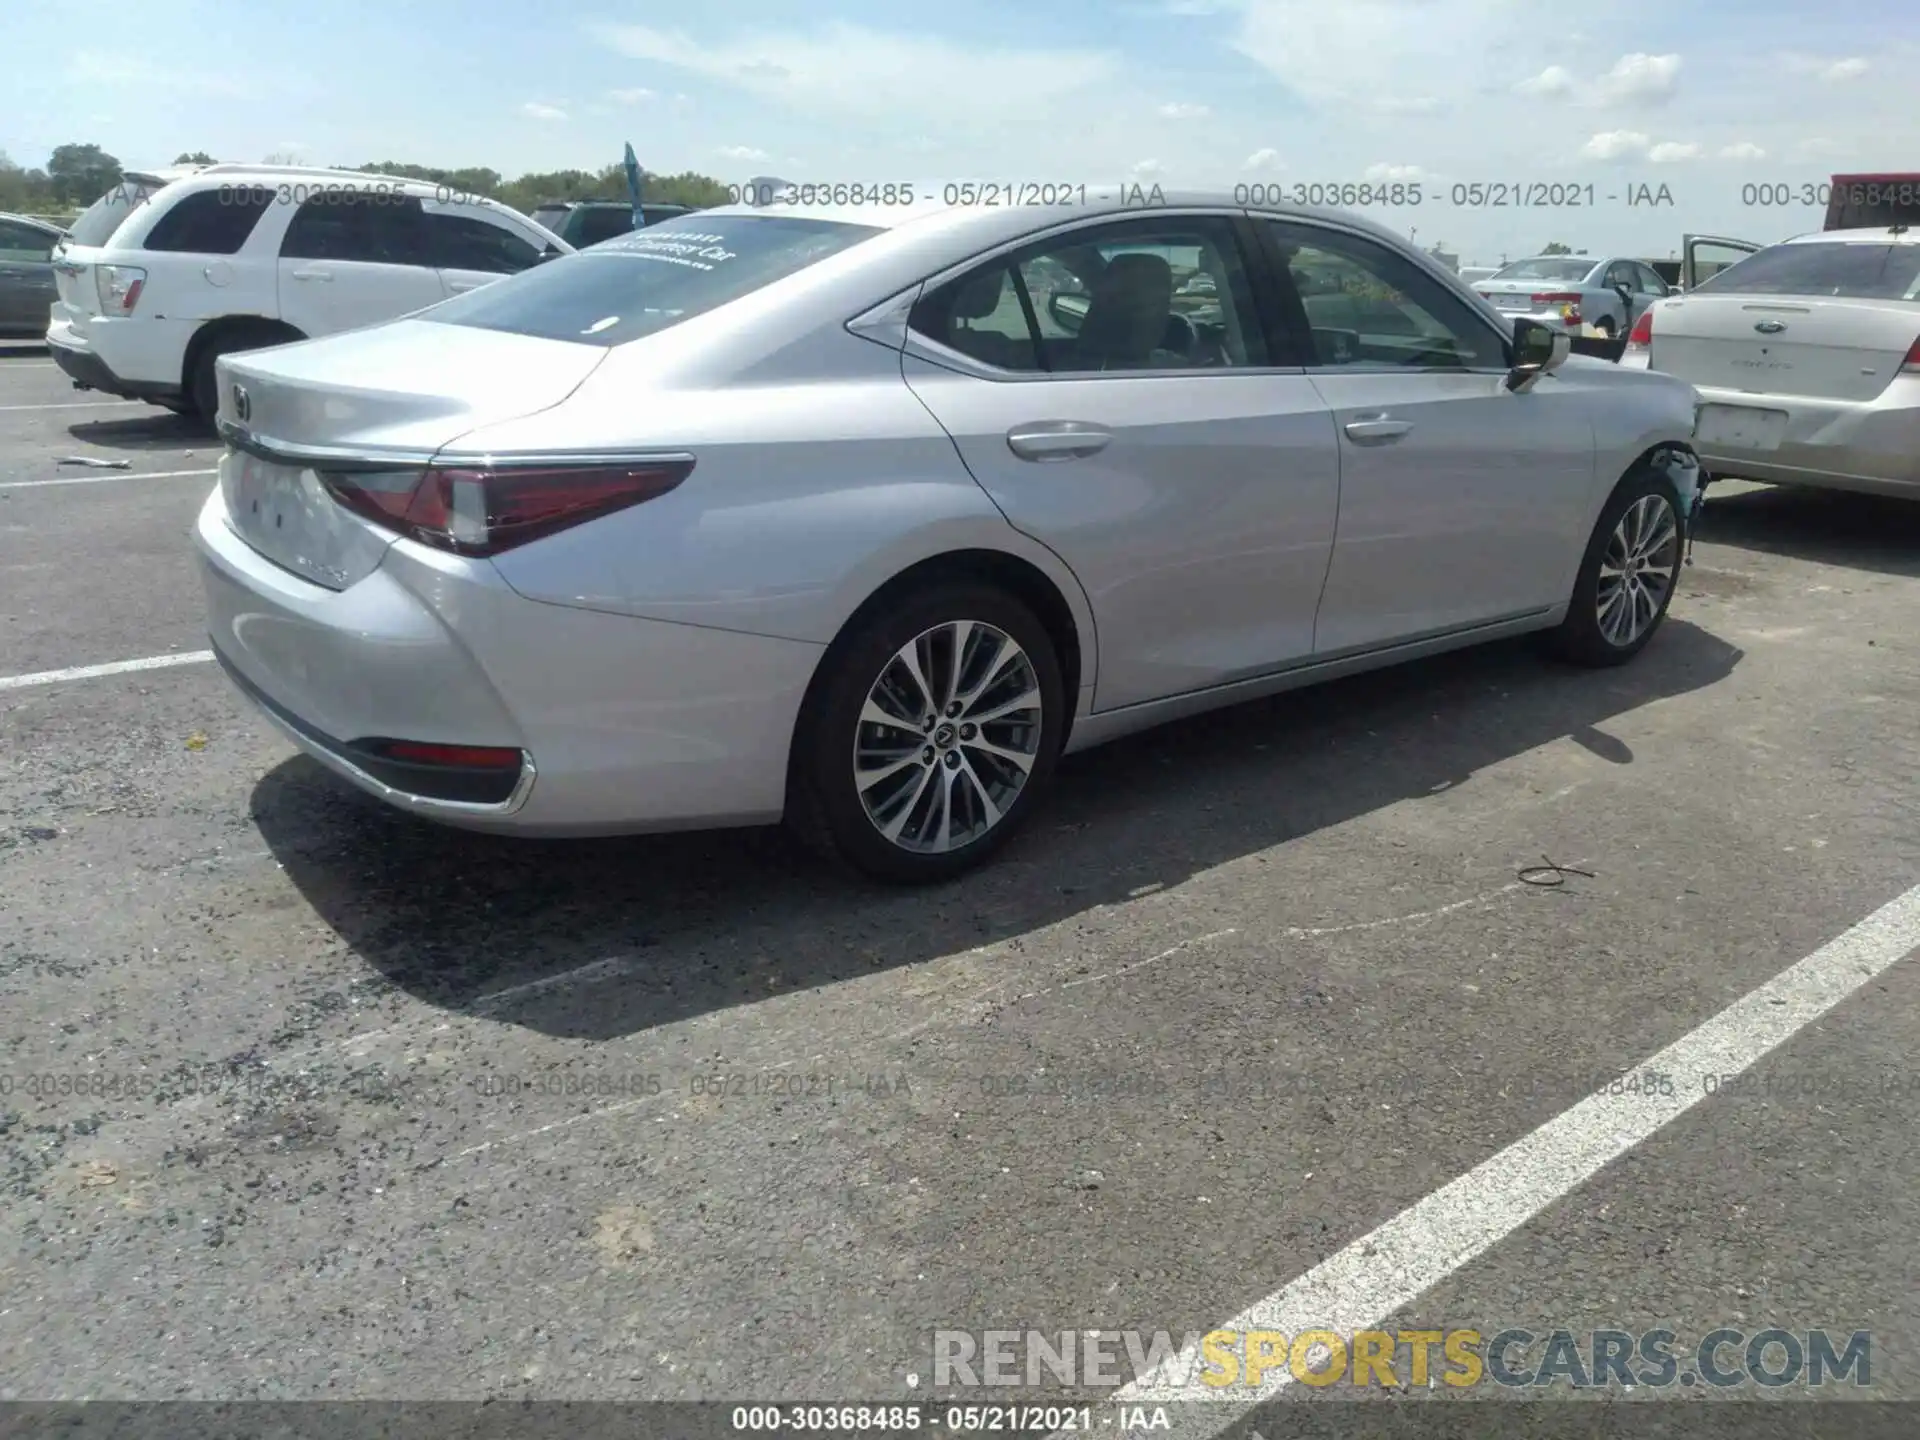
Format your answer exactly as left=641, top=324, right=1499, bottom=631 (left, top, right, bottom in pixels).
left=600, top=232, right=738, bottom=269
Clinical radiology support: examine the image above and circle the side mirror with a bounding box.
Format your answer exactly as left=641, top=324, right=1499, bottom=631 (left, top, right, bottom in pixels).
left=1507, top=318, right=1571, bottom=392
left=1048, top=290, right=1090, bottom=334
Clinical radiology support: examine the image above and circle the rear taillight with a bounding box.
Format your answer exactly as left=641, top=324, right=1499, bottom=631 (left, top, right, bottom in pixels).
left=1626, top=307, right=1654, bottom=352
left=95, top=264, right=146, bottom=314
left=378, top=741, right=522, bottom=768
left=323, top=459, right=693, bottom=557
left=1903, top=335, right=1920, bottom=373
left=1532, top=291, right=1581, bottom=323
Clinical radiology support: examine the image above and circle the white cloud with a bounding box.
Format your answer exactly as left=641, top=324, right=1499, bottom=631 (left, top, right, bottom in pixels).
left=719, top=144, right=771, bottom=161
left=1647, top=142, right=1702, bottom=163
left=520, top=101, right=567, bottom=121
left=1593, top=52, right=1682, bottom=105
left=1157, top=101, right=1210, bottom=119
left=1792, top=136, right=1852, bottom=160
left=1163, top=0, right=1222, bottom=12
left=1515, top=65, right=1574, bottom=98
left=1719, top=142, right=1766, bottom=161
left=66, top=50, right=261, bottom=99
left=1131, top=158, right=1165, bottom=176
left=1782, top=53, right=1871, bottom=82
left=1243, top=147, right=1284, bottom=170
left=1228, top=0, right=1514, bottom=106
left=1371, top=94, right=1441, bottom=114
left=1582, top=130, right=1651, bottom=160
left=587, top=21, right=1117, bottom=119
left=609, top=87, right=656, bottom=103
left=1365, top=162, right=1425, bottom=181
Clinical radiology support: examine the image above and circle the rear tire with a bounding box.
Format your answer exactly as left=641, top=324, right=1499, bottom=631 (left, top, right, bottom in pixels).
left=1550, top=468, right=1684, bottom=667
left=786, top=582, right=1066, bottom=884
left=187, top=324, right=297, bottom=428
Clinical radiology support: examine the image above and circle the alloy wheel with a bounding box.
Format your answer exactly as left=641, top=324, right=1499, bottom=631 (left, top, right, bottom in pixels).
left=852, top=620, right=1043, bottom=854
left=1596, top=493, right=1679, bottom=647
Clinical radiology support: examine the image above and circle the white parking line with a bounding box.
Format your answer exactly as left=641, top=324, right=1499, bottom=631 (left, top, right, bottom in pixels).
left=0, top=650, right=214, bottom=691
left=0, top=400, right=149, bottom=412
left=0, top=466, right=216, bottom=491
left=1105, top=879, right=1920, bottom=1433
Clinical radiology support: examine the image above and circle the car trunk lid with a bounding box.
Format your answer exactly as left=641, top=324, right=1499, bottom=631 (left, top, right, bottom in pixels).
left=217, top=318, right=608, bottom=589
left=1651, top=295, right=1920, bottom=400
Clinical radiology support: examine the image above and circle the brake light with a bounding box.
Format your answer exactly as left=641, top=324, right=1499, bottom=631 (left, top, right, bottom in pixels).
left=1626, top=307, right=1654, bottom=352
left=323, top=459, right=693, bottom=556
left=1532, top=291, right=1581, bottom=323
left=1904, top=335, right=1920, bottom=373
left=95, top=264, right=146, bottom=314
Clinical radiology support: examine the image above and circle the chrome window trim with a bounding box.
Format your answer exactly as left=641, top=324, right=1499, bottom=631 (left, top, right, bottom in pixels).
left=218, top=418, right=694, bottom=473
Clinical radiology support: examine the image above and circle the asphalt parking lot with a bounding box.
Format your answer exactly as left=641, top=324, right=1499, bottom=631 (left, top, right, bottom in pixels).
left=3, top=339, right=1918, bottom=1430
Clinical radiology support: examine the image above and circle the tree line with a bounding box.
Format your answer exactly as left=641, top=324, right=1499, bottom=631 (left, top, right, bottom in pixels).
left=0, top=142, right=732, bottom=221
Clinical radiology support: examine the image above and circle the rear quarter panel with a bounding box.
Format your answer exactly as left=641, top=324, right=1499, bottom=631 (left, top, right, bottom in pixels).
left=472, top=327, right=1100, bottom=669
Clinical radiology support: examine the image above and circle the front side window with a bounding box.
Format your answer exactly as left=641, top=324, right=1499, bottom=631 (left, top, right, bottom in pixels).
left=1266, top=222, right=1507, bottom=370
left=142, top=188, right=274, bottom=255
left=425, top=213, right=881, bottom=347
left=280, top=193, right=426, bottom=264
left=1635, top=263, right=1670, bottom=295
left=1690, top=241, right=1920, bottom=300
left=908, top=216, right=1267, bottom=374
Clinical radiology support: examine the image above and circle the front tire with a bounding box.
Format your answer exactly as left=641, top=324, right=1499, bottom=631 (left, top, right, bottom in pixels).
left=787, top=582, right=1066, bottom=884
left=1551, top=468, right=1684, bottom=667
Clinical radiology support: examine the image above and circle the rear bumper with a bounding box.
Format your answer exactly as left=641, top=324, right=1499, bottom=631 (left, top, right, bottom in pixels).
left=194, top=483, right=824, bottom=835
left=1690, top=379, right=1920, bottom=498
left=46, top=316, right=185, bottom=403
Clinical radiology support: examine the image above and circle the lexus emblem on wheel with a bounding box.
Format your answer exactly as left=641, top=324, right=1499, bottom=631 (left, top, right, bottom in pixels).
left=1753, top=320, right=1787, bottom=335
left=231, top=384, right=250, bottom=423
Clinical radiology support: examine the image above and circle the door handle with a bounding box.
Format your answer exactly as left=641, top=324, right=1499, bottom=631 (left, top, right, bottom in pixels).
left=1343, top=415, right=1413, bottom=443
left=1006, top=423, right=1112, bottom=461
left=290, top=268, right=333, bottom=281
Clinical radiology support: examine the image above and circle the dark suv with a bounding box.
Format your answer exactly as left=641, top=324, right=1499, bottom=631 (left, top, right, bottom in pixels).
left=528, top=201, right=694, bottom=248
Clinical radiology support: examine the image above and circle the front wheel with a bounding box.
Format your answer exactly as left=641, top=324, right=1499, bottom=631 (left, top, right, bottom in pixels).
left=1550, top=469, right=1684, bottom=667
left=786, top=583, right=1066, bottom=883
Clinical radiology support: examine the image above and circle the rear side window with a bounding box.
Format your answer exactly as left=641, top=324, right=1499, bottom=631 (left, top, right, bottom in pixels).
left=419, top=212, right=543, bottom=274
left=530, top=207, right=569, bottom=234
left=66, top=182, right=159, bottom=247
left=425, top=214, right=882, bottom=347
left=281, top=193, right=426, bottom=264
left=0, top=219, right=57, bottom=261
left=1692, top=242, right=1920, bottom=300
left=142, top=187, right=274, bottom=255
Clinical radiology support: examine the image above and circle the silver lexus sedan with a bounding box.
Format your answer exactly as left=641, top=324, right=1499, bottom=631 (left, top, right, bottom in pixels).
left=196, top=190, right=1703, bottom=883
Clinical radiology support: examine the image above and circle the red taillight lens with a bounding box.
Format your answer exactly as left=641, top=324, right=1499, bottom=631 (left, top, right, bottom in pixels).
left=1903, top=335, right=1920, bottom=372
left=1531, top=291, right=1580, bottom=304
left=380, top=741, right=522, bottom=768
left=323, top=460, right=692, bottom=557
left=1626, top=308, right=1654, bottom=349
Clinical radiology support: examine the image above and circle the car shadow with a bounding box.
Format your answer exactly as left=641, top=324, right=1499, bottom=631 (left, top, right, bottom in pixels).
left=65, top=410, right=208, bottom=453
left=1700, top=483, right=1920, bottom=579
left=251, top=620, right=1743, bottom=1041
left=0, top=341, right=50, bottom=358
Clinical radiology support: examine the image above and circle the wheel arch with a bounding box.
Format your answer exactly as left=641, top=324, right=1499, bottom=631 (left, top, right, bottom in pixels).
left=180, top=315, right=308, bottom=400
left=785, top=545, right=1094, bottom=799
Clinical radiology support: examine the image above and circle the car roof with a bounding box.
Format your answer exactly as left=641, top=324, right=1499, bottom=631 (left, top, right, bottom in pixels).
left=695, top=185, right=1441, bottom=255
left=1787, top=226, right=1920, bottom=245
left=0, top=211, right=64, bottom=232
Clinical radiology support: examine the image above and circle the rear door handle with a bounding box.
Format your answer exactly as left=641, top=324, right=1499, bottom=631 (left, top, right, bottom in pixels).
left=1343, top=415, right=1413, bottom=443
left=290, top=268, right=333, bottom=281
left=1006, top=423, right=1112, bottom=461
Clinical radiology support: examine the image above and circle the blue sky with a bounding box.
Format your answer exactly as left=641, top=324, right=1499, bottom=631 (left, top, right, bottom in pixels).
left=5, top=0, right=1916, bottom=263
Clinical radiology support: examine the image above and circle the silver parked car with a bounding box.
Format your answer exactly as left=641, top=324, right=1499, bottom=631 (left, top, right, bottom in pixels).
left=196, top=191, right=1702, bottom=882
left=1476, top=253, right=1672, bottom=337
left=1620, top=228, right=1920, bottom=501
left=0, top=213, right=64, bottom=338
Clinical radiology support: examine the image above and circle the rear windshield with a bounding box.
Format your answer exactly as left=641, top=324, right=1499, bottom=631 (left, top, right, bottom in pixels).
left=65, top=181, right=163, bottom=247
left=425, top=214, right=883, bottom=346
left=1490, top=258, right=1596, bottom=283
left=530, top=207, right=569, bottom=233
left=1691, top=242, right=1920, bottom=300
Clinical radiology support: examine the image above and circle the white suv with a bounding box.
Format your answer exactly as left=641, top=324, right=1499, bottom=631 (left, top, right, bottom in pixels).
left=46, top=164, right=572, bottom=423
